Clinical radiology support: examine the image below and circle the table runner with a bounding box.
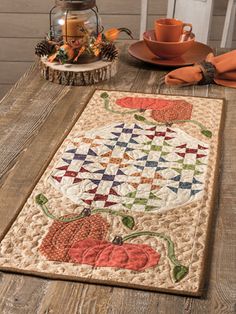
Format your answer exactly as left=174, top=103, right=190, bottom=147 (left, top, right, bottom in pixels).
left=0, top=90, right=224, bottom=296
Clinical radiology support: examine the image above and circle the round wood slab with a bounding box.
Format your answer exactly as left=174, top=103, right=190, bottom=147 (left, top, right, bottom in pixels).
left=40, top=57, right=118, bottom=85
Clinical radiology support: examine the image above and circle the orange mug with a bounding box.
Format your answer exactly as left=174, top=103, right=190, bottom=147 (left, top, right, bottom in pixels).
left=155, top=18, right=192, bottom=42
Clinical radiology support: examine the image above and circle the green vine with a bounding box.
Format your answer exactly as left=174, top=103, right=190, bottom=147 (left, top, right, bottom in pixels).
left=123, top=231, right=189, bottom=282
left=134, top=114, right=212, bottom=138
left=35, top=193, right=135, bottom=229
left=100, top=92, right=212, bottom=138
left=100, top=92, right=139, bottom=115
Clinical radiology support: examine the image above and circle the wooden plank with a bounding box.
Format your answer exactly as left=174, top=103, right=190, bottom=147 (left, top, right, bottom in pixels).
left=98, top=0, right=167, bottom=15
left=0, top=0, right=167, bottom=14
left=37, top=282, right=113, bottom=314
left=0, top=14, right=231, bottom=41
left=1, top=0, right=226, bottom=16
left=0, top=62, right=32, bottom=84
left=0, top=274, right=48, bottom=314
left=0, top=84, right=13, bottom=100
left=0, top=13, right=49, bottom=38
left=0, top=0, right=54, bottom=13
left=0, top=38, right=39, bottom=62
left=107, top=288, right=184, bottom=314
left=0, top=14, right=165, bottom=39
left=148, top=0, right=168, bottom=15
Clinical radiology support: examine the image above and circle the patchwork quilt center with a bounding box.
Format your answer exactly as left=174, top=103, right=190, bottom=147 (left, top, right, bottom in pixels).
left=50, top=122, right=209, bottom=213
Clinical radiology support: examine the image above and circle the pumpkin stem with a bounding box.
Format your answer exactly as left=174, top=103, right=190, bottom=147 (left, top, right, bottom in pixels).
left=81, top=208, right=92, bottom=217
left=112, top=236, right=123, bottom=245
left=122, top=231, right=189, bottom=282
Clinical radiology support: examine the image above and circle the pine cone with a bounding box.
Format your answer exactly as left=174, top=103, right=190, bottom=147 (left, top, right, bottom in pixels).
left=35, top=40, right=54, bottom=57
left=100, top=42, right=118, bottom=62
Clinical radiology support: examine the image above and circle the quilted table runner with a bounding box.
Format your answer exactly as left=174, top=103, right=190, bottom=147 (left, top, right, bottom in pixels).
left=0, top=90, right=224, bottom=296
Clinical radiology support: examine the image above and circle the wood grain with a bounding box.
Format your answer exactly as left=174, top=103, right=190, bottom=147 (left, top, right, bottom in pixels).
left=37, top=283, right=113, bottom=314
left=0, top=0, right=226, bottom=16
left=0, top=274, right=48, bottom=314
left=0, top=38, right=39, bottom=62
left=0, top=43, right=235, bottom=314
left=0, top=62, right=33, bottom=84
left=40, top=58, right=118, bottom=86
left=0, top=14, right=166, bottom=39
left=0, top=13, right=232, bottom=40
left=0, top=0, right=167, bottom=14
left=0, top=85, right=13, bottom=101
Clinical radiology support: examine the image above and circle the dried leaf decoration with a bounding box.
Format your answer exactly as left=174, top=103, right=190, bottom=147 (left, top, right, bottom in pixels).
left=69, top=238, right=160, bottom=271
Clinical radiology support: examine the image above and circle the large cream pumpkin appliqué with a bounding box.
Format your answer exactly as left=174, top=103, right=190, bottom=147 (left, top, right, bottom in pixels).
left=49, top=122, right=209, bottom=213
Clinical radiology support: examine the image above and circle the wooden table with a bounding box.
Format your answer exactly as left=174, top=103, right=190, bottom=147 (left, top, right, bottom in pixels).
left=0, top=43, right=235, bottom=314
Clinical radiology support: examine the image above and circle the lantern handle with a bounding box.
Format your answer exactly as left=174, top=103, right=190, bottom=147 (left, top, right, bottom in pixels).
left=49, top=5, right=57, bottom=40
left=65, top=9, right=69, bottom=42
left=91, top=7, right=99, bottom=36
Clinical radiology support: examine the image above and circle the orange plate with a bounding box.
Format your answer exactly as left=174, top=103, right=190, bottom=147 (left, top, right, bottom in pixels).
left=128, top=40, right=213, bottom=67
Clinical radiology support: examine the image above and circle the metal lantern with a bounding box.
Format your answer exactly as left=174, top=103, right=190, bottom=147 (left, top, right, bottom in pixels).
left=49, top=0, right=102, bottom=43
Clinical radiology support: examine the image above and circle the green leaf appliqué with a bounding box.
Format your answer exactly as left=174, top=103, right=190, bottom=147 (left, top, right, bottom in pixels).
left=100, top=92, right=109, bottom=99
left=35, top=194, right=48, bottom=205
left=173, top=265, right=189, bottom=282
left=201, top=129, right=212, bottom=138
left=122, top=216, right=135, bottom=229
left=134, top=114, right=146, bottom=122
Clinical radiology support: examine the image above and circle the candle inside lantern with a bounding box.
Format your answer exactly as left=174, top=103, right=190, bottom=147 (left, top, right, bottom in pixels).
left=62, top=16, right=88, bottom=41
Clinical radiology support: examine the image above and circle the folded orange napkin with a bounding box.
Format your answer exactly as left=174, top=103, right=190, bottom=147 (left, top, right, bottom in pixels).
left=165, top=50, right=236, bottom=88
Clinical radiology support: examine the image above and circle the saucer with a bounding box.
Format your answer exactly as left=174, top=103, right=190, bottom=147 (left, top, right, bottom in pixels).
left=128, top=40, right=213, bottom=67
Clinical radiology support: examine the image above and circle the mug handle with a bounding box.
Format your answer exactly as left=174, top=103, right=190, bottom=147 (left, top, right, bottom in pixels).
left=182, top=23, right=192, bottom=41
left=183, top=23, right=192, bottom=33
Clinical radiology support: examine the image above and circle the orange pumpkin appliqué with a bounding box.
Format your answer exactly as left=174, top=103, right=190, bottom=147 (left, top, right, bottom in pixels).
left=39, top=214, right=109, bottom=262
left=116, top=97, right=192, bottom=122
left=69, top=238, right=161, bottom=271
